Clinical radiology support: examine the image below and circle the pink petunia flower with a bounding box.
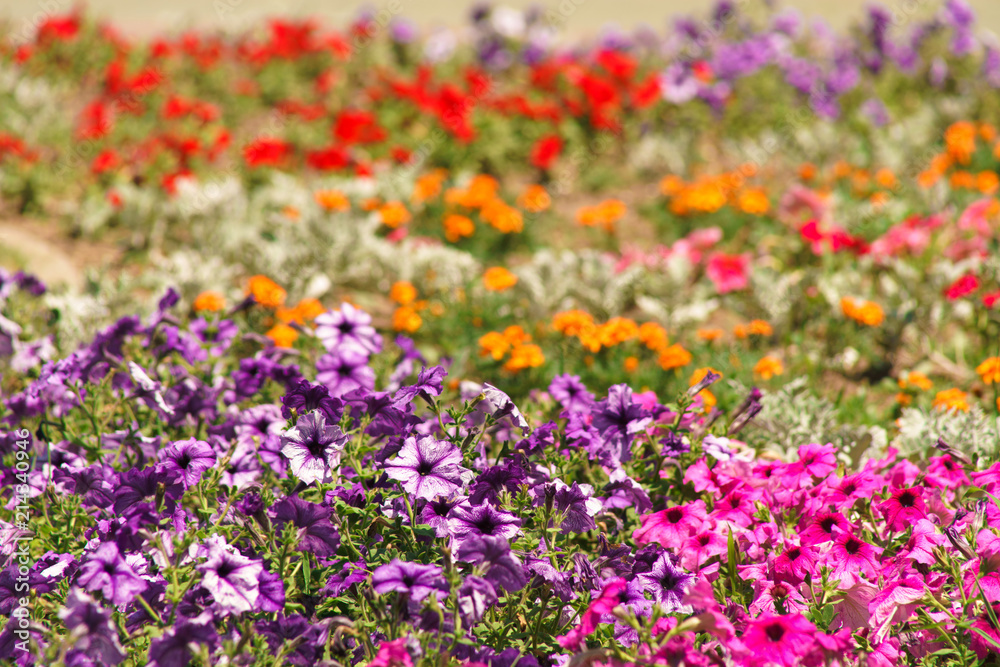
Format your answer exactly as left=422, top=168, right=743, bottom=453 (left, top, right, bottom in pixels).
left=741, top=613, right=817, bottom=667
left=876, top=487, right=927, bottom=532
left=633, top=501, right=707, bottom=547
left=705, top=252, right=751, bottom=294
left=829, top=532, right=882, bottom=579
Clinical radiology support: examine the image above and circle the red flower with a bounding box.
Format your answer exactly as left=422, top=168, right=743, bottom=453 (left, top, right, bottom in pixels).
left=306, top=145, right=351, bottom=171
left=91, top=150, right=120, bottom=175
left=243, top=138, right=292, bottom=168
left=596, top=50, right=637, bottom=80
left=945, top=273, right=980, bottom=300
left=333, top=110, right=386, bottom=145
left=983, top=291, right=1000, bottom=308
left=530, top=135, right=563, bottom=171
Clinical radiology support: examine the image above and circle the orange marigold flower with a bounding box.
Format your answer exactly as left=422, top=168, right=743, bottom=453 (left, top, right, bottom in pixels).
left=696, top=389, right=717, bottom=412
left=624, top=356, right=640, bottom=372
left=737, top=188, right=769, bottom=215
left=479, top=332, right=510, bottom=360
left=599, top=317, right=639, bottom=347
left=481, top=199, right=524, bottom=233
left=733, top=324, right=748, bottom=339
left=753, top=355, right=784, bottom=380
left=945, top=120, right=977, bottom=165
left=553, top=310, right=595, bottom=337
left=976, top=357, right=1000, bottom=384
left=978, top=171, right=1000, bottom=195
left=518, top=185, right=551, bottom=213
left=390, top=281, right=418, bottom=306
left=246, top=275, right=286, bottom=308
left=637, top=322, right=669, bottom=351
left=314, top=189, right=350, bottom=212
left=898, top=371, right=932, bottom=391
left=361, top=197, right=381, bottom=211
left=296, top=298, right=325, bottom=322
left=378, top=201, right=411, bottom=228
left=799, top=163, right=817, bottom=181
left=193, top=291, right=225, bottom=313
left=895, top=392, right=912, bottom=406
left=697, top=327, right=724, bottom=342
left=875, top=168, right=897, bottom=189
left=443, top=214, right=475, bottom=243
left=392, top=305, right=422, bottom=333
left=266, top=323, right=298, bottom=348
left=841, top=297, right=884, bottom=326
left=689, top=367, right=723, bottom=387
left=658, top=344, right=692, bottom=371
left=933, top=388, right=970, bottom=412
left=577, top=325, right=603, bottom=353
left=502, top=325, right=532, bottom=347
left=660, top=174, right=684, bottom=196
left=747, top=320, right=773, bottom=336
left=503, top=343, right=545, bottom=372
left=412, top=170, right=446, bottom=203
left=282, top=205, right=300, bottom=220
left=483, top=267, right=518, bottom=292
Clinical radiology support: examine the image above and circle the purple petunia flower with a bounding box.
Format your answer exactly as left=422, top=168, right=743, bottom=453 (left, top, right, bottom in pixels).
left=457, top=536, right=527, bottom=592
left=281, top=380, right=344, bottom=423
left=469, top=461, right=526, bottom=506
left=196, top=540, right=263, bottom=614
left=314, top=303, right=383, bottom=355
left=158, top=438, right=217, bottom=488
left=447, top=501, right=522, bottom=545
left=148, top=617, right=219, bottom=667
left=280, top=411, right=349, bottom=485
left=458, top=576, right=498, bottom=624
left=482, top=383, right=530, bottom=435
left=189, top=318, right=238, bottom=357
left=59, top=588, right=126, bottom=666
left=372, top=559, right=449, bottom=602
left=256, top=614, right=329, bottom=666
left=548, top=374, right=594, bottom=413
left=592, top=384, right=652, bottom=465
left=76, top=542, right=147, bottom=606
left=637, top=553, right=694, bottom=613
left=419, top=493, right=466, bottom=538
left=384, top=435, right=472, bottom=500
left=271, top=496, right=341, bottom=558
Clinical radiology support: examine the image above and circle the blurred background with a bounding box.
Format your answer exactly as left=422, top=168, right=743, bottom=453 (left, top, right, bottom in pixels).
left=5, top=0, right=1000, bottom=36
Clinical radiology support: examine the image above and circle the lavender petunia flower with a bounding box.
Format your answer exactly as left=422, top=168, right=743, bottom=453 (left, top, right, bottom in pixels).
left=76, top=542, right=147, bottom=606
left=468, top=461, right=526, bottom=505
left=419, top=493, right=466, bottom=537
left=548, top=374, right=593, bottom=413
left=314, top=303, right=382, bottom=355
left=458, top=576, right=497, bottom=624
left=592, top=384, right=652, bottom=464
left=447, top=501, right=522, bottom=545
left=637, top=553, right=694, bottom=613
left=372, top=559, right=449, bottom=602
left=280, top=411, right=349, bottom=485
left=59, top=588, right=126, bottom=666
left=196, top=540, right=263, bottom=614
left=316, top=347, right=376, bottom=398
left=384, top=435, right=471, bottom=500
left=158, top=438, right=216, bottom=488
left=482, top=383, right=530, bottom=435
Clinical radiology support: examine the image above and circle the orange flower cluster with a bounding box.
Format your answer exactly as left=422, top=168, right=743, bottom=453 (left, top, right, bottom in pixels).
left=896, top=370, right=932, bottom=405
left=976, top=357, right=1000, bottom=384
left=246, top=275, right=286, bottom=308
left=660, top=168, right=769, bottom=216
left=443, top=214, right=475, bottom=242
left=445, top=175, right=524, bottom=234
left=840, top=297, right=884, bottom=327
left=389, top=281, right=423, bottom=332
left=518, top=185, right=551, bottom=212
left=550, top=310, right=679, bottom=368
left=576, top=199, right=626, bottom=232
left=193, top=291, right=226, bottom=313
left=314, top=189, right=350, bottom=212
left=483, top=267, right=518, bottom=292
left=478, top=325, right=544, bottom=372
left=412, top=169, right=448, bottom=203
left=733, top=320, right=773, bottom=339
left=753, top=355, right=784, bottom=379
left=277, top=297, right=324, bottom=324
left=933, top=388, right=970, bottom=412
left=918, top=121, right=1000, bottom=190
left=378, top=201, right=411, bottom=228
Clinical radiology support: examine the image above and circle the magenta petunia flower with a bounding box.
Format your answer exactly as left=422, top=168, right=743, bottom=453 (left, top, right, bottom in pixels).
left=633, top=501, right=707, bottom=547
left=383, top=435, right=471, bottom=500
left=800, top=511, right=852, bottom=546
left=829, top=532, right=881, bottom=579
left=876, top=486, right=927, bottom=531
left=741, top=613, right=817, bottom=667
